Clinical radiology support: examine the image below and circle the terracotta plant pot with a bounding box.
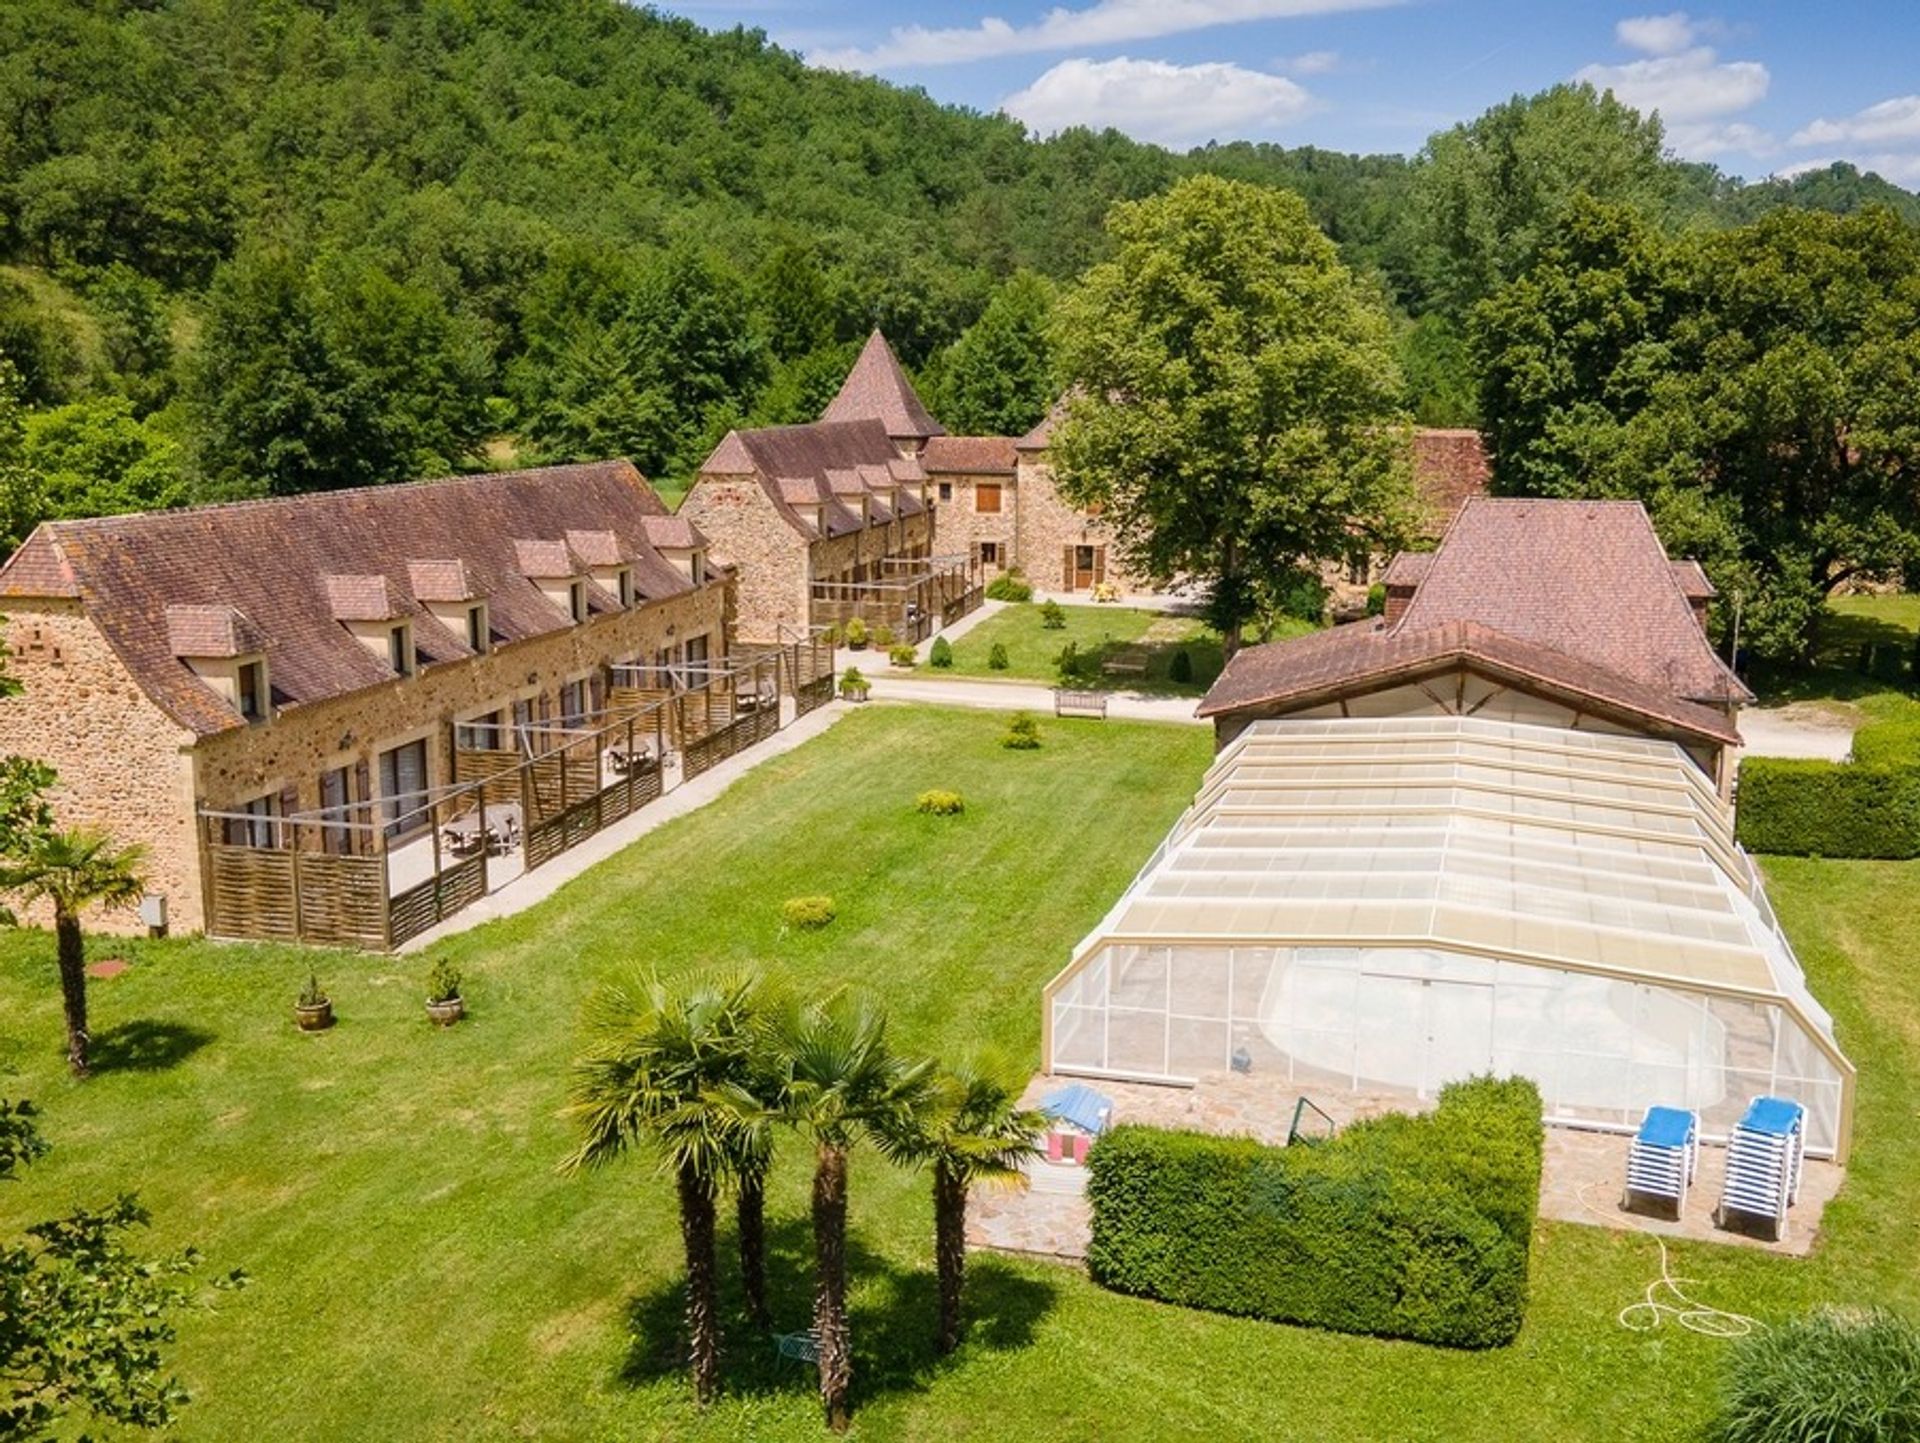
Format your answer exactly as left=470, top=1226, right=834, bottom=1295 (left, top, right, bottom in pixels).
left=294, top=1000, right=334, bottom=1032
left=425, top=995, right=465, bottom=1027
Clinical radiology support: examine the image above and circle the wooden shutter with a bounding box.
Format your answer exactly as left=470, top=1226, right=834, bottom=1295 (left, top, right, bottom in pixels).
left=1063, top=546, right=1074, bottom=590
left=354, top=760, right=372, bottom=854
left=277, top=783, right=298, bottom=849
left=1093, top=547, right=1107, bottom=586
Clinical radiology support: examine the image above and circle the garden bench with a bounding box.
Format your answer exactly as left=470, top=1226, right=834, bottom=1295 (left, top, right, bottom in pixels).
left=1102, top=646, right=1150, bottom=678
left=774, top=1329, right=821, bottom=1364
left=1054, top=689, right=1108, bottom=719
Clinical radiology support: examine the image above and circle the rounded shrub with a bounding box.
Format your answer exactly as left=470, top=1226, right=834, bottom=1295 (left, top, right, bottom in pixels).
left=985, top=572, right=1033, bottom=603
left=1054, top=640, right=1081, bottom=681
left=1002, top=712, right=1041, bottom=750
left=871, top=624, right=895, bottom=649
left=844, top=617, right=869, bottom=649
left=1169, top=648, right=1194, bottom=684
left=426, top=959, right=462, bottom=1003
left=929, top=636, right=954, bottom=669
left=838, top=666, right=869, bottom=698
left=1717, top=1307, right=1920, bottom=1443
left=1039, top=599, right=1067, bottom=630
left=915, top=789, right=965, bottom=815
left=888, top=644, right=917, bottom=667
left=782, top=895, right=836, bottom=930
left=987, top=641, right=1010, bottom=671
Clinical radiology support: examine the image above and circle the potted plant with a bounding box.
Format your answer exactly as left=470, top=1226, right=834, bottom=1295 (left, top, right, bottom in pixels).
left=295, top=972, right=333, bottom=1032
left=425, top=959, right=464, bottom=1026
left=839, top=666, right=870, bottom=702
left=888, top=643, right=917, bottom=668
left=844, top=617, right=870, bottom=651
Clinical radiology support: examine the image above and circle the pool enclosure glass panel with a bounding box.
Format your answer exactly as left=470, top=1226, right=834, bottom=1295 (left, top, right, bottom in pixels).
left=1045, top=717, right=1854, bottom=1159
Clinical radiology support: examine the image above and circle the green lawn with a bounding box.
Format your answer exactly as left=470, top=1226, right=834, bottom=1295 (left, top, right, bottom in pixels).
left=910, top=602, right=1261, bottom=694
left=1749, top=593, right=1920, bottom=708
left=2, top=706, right=1917, bottom=1441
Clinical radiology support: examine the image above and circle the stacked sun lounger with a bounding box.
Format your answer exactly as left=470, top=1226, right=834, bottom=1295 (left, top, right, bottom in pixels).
left=1717, top=1096, right=1805, bottom=1241
left=1623, top=1106, right=1698, bottom=1219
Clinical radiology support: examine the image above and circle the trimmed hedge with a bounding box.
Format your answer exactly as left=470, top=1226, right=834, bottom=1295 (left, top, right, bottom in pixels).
left=1735, top=758, right=1920, bottom=858
left=1086, top=1075, right=1542, bottom=1348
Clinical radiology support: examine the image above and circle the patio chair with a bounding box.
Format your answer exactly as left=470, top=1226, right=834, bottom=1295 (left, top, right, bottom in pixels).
left=1717, top=1095, right=1805, bottom=1241
left=774, top=1329, right=820, bottom=1364
left=1623, top=1105, right=1698, bottom=1219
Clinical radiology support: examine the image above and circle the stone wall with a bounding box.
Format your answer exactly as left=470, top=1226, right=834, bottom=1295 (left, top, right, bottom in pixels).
left=681, top=477, right=808, bottom=643
left=930, top=472, right=1017, bottom=571
left=1013, top=453, right=1150, bottom=593
left=1, top=581, right=730, bottom=936
left=0, top=600, right=198, bottom=935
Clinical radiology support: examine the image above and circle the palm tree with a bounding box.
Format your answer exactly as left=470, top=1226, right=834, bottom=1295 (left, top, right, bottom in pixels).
left=562, top=968, right=764, bottom=1406
left=895, top=1058, right=1044, bottom=1355
left=0, top=827, right=147, bottom=1078
left=764, top=989, right=930, bottom=1433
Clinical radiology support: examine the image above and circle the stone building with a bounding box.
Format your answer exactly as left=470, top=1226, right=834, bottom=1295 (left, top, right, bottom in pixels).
left=680, top=416, right=973, bottom=644
left=0, top=461, right=731, bottom=935
left=1199, top=497, right=1751, bottom=790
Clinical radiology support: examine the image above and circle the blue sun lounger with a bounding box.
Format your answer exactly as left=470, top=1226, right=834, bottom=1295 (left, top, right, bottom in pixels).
left=1623, top=1106, right=1698, bottom=1219
left=1717, top=1096, right=1805, bottom=1241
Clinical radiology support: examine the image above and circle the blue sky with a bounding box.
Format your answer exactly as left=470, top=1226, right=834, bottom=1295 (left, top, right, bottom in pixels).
left=663, top=1, right=1920, bottom=183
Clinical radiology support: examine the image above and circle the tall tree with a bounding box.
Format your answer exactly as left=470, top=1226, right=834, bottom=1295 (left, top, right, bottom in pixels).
left=1473, top=199, right=1920, bottom=660
left=0, top=829, right=147, bottom=1078
left=930, top=271, right=1057, bottom=436
left=1051, top=175, right=1416, bottom=656
left=1413, top=83, right=1675, bottom=316
left=562, top=969, right=767, bottom=1406
left=881, top=1057, right=1043, bottom=1356
left=764, top=990, right=929, bottom=1433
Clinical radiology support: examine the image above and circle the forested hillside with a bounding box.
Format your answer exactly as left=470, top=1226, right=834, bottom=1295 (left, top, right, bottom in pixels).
left=0, top=0, right=1915, bottom=531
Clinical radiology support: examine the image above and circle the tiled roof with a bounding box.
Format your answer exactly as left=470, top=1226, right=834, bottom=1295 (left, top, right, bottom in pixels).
left=564, top=529, right=632, bottom=567
left=888, top=456, right=926, bottom=484
left=513, top=538, right=579, bottom=579
left=0, top=461, right=692, bottom=737
left=922, top=436, right=1017, bottom=474
left=696, top=419, right=903, bottom=540
left=1197, top=618, right=1741, bottom=745
left=1397, top=498, right=1746, bottom=704
left=1409, top=429, right=1491, bottom=535
left=165, top=604, right=264, bottom=659
left=1015, top=401, right=1063, bottom=451
left=1200, top=497, right=1749, bottom=739
left=324, top=574, right=403, bottom=622
left=820, top=330, right=945, bottom=441
left=640, top=516, right=705, bottom=550
left=407, top=559, right=478, bottom=603
left=1671, top=560, right=1716, bottom=599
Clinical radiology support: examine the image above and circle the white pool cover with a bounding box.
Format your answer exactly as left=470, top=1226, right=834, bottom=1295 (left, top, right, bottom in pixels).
left=1043, top=716, right=1855, bottom=1159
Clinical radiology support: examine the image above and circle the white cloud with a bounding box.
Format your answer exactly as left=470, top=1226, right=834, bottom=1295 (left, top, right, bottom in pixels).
left=1791, top=95, right=1920, bottom=148
left=1574, top=47, right=1768, bottom=123
left=1666, top=120, right=1775, bottom=159
left=809, top=0, right=1398, bottom=72
left=1279, top=49, right=1341, bottom=75
left=1001, top=56, right=1313, bottom=146
left=1615, top=12, right=1699, bottom=57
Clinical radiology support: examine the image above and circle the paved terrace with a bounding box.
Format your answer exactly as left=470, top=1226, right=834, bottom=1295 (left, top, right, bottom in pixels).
left=968, top=1070, right=1841, bottom=1262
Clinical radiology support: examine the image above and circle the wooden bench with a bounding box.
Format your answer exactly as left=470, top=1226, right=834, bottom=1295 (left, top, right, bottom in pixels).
left=1102, top=645, right=1150, bottom=678
left=1054, top=689, right=1108, bottom=719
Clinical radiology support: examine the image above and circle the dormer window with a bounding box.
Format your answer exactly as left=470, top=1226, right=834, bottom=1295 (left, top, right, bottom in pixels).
left=389, top=622, right=414, bottom=677
left=466, top=603, right=488, bottom=654
left=570, top=580, right=588, bottom=623
left=236, top=659, right=268, bottom=722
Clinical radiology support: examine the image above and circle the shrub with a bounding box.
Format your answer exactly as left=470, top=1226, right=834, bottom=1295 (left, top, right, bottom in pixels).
left=298, top=972, right=329, bottom=1008
left=888, top=644, right=917, bottom=667
left=1365, top=582, right=1387, bottom=617
left=985, top=572, right=1033, bottom=603
left=929, top=636, right=954, bottom=669
left=1086, top=1076, right=1542, bottom=1348
left=844, top=617, right=869, bottom=649
left=1735, top=757, right=1920, bottom=859
left=1002, top=712, right=1041, bottom=749
left=426, top=960, right=461, bottom=1003
left=782, top=895, right=836, bottom=930
left=870, top=624, right=895, bottom=649
left=1039, top=600, right=1066, bottom=629
left=915, top=789, right=965, bottom=815
left=1168, top=649, right=1193, bottom=684
left=838, top=666, right=869, bottom=697
left=1054, top=641, right=1081, bottom=681
left=1716, top=1307, right=1920, bottom=1443
left=987, top=641, right=1010, bottom=671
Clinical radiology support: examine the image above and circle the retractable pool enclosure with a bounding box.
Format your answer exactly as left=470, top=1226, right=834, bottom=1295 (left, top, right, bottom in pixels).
left=1042, top=717, right=1855, bottom=1161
